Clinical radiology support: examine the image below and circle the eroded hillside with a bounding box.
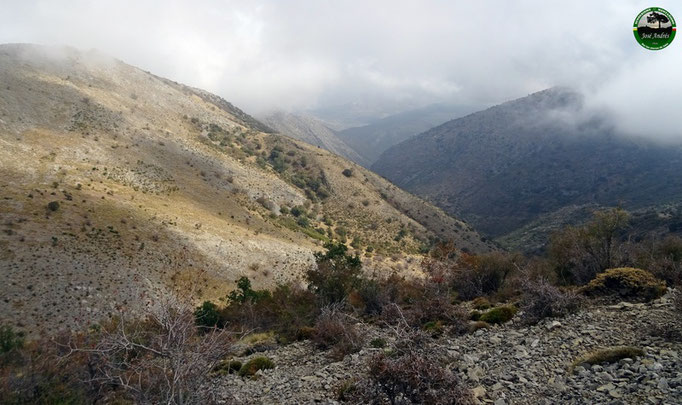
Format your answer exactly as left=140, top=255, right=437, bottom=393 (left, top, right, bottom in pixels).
left=0, top=44, right=491, bottom=335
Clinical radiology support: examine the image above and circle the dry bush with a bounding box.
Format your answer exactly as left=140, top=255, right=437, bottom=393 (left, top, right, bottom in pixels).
left=67, top=294, right=233, bottom=405
left=451, top=252, right=518, bottom=300
left=520, top=278, right=582, bottom=325
left=344, top=326, right=472, bottom=405
left=313, top=305, right=364, bottom=360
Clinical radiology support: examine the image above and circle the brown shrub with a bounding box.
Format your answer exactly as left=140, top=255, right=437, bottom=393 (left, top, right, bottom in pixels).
left=520, top=278, right=582, bottom=325
left=345, top=329, right=473, bottom=405
left=312, top=305, right=364, bottom=360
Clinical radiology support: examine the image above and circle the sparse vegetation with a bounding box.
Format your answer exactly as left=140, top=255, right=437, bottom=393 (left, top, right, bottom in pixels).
left=571, top=346, right=644, bottom=372
left=238, top=356, right=274, bottom=377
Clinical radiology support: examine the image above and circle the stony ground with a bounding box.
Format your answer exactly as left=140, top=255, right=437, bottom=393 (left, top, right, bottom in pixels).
left=211, top=292, right=682, bottom=404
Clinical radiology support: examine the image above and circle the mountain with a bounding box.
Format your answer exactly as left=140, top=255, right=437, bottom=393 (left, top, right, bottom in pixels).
left=372, top=87, right=682, bottom=240
left=260, top=111, right=368, bottom=166
left=336, top=103, right=481, bottom=166
left=0, top=44, right=492, bottom=334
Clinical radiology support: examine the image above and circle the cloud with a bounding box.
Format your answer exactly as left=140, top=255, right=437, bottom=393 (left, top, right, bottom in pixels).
left=0, top=0, right=680, bottom=135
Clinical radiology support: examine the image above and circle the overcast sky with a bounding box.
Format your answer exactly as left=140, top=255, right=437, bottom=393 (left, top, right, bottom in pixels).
left=0, top=1, right=680, bottom=135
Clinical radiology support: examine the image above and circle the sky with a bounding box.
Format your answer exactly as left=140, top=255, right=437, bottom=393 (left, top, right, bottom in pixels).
left=0, top=1, right=680, bottom=136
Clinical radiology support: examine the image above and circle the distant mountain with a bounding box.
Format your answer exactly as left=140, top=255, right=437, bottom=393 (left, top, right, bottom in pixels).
left=0, top=44, right=492, bottom=334
left=372, top=88, right=682, bottom=239
left=337, top=103, right=481, bottom=166
left=260, top=111, right=368, bottom=166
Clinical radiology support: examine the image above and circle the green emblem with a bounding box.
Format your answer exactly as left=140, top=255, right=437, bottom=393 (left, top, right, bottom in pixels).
left=633, top=7, right=676, bottom=50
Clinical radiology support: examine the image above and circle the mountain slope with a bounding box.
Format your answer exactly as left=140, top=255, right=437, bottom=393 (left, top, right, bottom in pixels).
left=260, top=112, right=368, bottom=166
left=372, top=88, right=682, bottom=238
left=0, top=44, right=491, bottom=335
left=337, top=103, right=481, bottom=166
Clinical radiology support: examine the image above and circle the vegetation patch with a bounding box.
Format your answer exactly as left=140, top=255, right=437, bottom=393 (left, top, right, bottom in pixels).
left=581, top=267, right=666, bottom=302
left=479, top=305, right=517, bottom=324
left=238, top=356, right=275, bottom=377
left=571, top=346, right=644, bottom=372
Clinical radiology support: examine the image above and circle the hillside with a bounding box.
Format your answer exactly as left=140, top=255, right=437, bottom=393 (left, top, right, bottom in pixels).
left=337, top=103, right=480, bottom=166
left=372, top=88, right=682, bottom=240
left=0, top=44, right=492, bottom=335
left=260, top=111, right=368, bottom=166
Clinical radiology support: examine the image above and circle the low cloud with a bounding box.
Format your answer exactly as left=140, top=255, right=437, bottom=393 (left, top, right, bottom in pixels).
left=0, top=0, right=680, bottom=136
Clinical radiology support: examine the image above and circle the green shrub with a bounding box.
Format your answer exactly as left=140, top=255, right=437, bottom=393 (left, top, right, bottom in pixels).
left=47, top=201, right=60, bottom=212
left=370, top=338, right=387, bottom=349
left=571, top=346, right=644, bottom=372
left=213, top=359, right=242, bottom=375
left=194, top=301, right=220, bottom=328
left=342, top=169, right=353, bottom=177
left=479, top=305, right=517, bottom=324
left=307, top=243, right=363, bottom=304
left=0, top=325, right=24, bottom=353
left=422, top=320, right=444, bottom=337
left=227, top=277, right=271, bottom=304
left=238, top=356, right=274, bottom=377
left=581, top=267, right=666, bottom=302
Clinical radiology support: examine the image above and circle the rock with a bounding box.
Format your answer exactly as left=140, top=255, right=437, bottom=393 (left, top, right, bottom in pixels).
left=546, top=321, right=562, bottom=331
left=472, top=385, right=487, bottom=399
left=494, top=399, right=507, bottom=405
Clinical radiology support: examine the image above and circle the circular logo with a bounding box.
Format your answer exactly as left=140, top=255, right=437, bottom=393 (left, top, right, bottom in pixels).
left=633, top=7, right=676, bottom=50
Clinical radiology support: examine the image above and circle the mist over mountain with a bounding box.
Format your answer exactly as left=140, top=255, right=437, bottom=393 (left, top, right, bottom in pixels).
left=336, top=103, right=482, bottom=166
left=260, top=111, right=368, bottom=166
left=373, top=87, right=682, bottom=240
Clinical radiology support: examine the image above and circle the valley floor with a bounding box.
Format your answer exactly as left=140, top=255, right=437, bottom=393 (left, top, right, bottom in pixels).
left=211, top=293, right=682, bottom=404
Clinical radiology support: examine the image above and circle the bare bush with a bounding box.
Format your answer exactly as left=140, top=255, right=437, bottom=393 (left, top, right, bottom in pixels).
left=345, top=324, right=472, bottom=405
left=313, top=305, right=364, bottom=360
left=520, top=277, right=582, bottom=325
left=66, top=294, right=232, bottom=405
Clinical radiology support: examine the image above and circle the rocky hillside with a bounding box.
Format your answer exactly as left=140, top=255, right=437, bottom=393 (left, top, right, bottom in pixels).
left=373, top=88, right=682, bottom=240
left=260, top=111, right=367, bottom=166
left=0, top=44, right=492, bottom=335
left=337, top=103, right=479, bottom=166
left=212, top=291, right=682, bottom=404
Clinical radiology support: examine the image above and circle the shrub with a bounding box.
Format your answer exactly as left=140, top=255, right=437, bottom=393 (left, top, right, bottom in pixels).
left=46, top=201, right=60, bottom=212
left=452, top=252, right=517, bottom=300
left=0, top=325, right=24, bottom=354
left=194, top=301, right=220, bottom=328
left=550, top=208, right=630, bottom=285
left=479, top=305, right=517, bottom=324
left=471, top=296, right=492, bottom=310
left=469, top=321, right=491, bottom=333
left=312, top=306, right=364, bottom=360
left=571, top=346, right=644, bottom=372
left=369, top=338, right=386, bottom=349
left=520, top=278, right=582, bottom=325
left=307, top=243, right=363, bottom=304
left=227, top=276, right=271, bottom=304
left=213, top=359, right=242, bottom=375
left=581, top=267, right=666, bottom=302
left=342, top=168, right=353, bottom=177
left=238, top=356, right=274, bottom=377
left=346, top=329, right=473, bottom=404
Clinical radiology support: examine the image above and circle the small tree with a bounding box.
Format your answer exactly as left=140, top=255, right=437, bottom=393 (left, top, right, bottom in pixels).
left=307, top=243, right=363, bottom=304
left=194, top=301, right=220, bottom=329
